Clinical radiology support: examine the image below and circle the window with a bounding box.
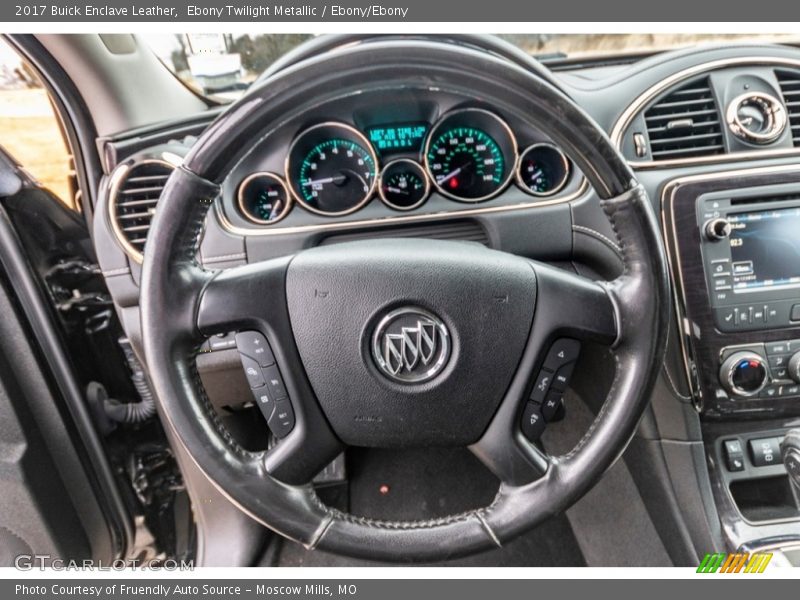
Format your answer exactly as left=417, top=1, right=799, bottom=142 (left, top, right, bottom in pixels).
left=0, top=38, right=76, bottom=209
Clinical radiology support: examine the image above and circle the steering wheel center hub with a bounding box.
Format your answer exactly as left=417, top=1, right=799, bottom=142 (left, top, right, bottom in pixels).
left=285, top=238, right=537, bottom=447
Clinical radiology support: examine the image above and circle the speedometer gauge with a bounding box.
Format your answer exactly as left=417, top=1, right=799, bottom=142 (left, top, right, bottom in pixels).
left=286, top=122, right=378, bottom=216
left=425, top=108, right=517, bottom=202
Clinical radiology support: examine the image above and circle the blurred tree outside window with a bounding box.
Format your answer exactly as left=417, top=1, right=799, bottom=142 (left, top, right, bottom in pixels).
left=0, top=38, right=75, bottom=209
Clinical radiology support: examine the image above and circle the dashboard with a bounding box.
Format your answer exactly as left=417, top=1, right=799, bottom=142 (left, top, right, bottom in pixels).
left=93, top=38, right=800, bottom=554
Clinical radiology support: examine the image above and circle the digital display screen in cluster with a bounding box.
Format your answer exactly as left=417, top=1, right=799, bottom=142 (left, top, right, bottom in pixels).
left=729, top=206, right=800, bottom=292
left=367, top=123, right=429, bottom=154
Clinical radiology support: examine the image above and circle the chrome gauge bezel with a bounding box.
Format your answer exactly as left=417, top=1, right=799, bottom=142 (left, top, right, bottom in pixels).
left=237, top=171, right=293, bottom=225
left=424, top=108, right=518, bottom=203
left=377, top=158, right=431, bottom=211
left=515, top=142, right=571, bottom=197
left=284, top=121, right=380, bottom=217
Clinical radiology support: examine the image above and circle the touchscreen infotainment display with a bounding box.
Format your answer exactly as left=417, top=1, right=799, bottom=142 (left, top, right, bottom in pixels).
left=728, top=206, right=800, bottom=292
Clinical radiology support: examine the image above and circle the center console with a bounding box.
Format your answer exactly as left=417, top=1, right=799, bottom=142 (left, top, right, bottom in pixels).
left=662, top=165, right=800, bottom=553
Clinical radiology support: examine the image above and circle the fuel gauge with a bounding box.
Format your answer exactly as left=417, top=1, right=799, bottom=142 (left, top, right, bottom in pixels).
left=238, top=172, right=292, bottom=225
left=378, top=159, right=430, bottom=211
left=516, top=143, right=570, bottom=197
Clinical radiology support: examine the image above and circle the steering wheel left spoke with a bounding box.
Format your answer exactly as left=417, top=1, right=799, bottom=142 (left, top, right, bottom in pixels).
left=195, top=258, right=343, bottom=485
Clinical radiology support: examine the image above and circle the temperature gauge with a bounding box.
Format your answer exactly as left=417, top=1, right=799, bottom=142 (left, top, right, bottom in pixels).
left=516, top=143, right=570, bottom=197
left=238, top=172, right=292, bottom=225
left=378, top=159, right=430, bottom=211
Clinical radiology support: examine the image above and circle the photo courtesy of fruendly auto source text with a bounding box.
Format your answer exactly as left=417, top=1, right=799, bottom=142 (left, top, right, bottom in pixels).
left=0, top=0, right=799, bottom=596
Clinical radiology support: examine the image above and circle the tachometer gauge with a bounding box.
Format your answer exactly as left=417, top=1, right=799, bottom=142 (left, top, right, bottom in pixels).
left=378, top=159, right=430, bottom=211
left=516, top=143, right=570, bottom=197
left=425, top=108, right=517, bottom=202
left=286, top=122, right=378, bottom=216
left=237, top=172, right=292, bottom=225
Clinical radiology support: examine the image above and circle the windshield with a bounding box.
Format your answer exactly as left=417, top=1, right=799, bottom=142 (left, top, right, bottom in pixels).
left=141, top=33, right=800, bottom=102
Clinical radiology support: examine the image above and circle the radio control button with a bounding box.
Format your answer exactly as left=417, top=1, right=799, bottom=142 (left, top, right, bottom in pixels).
left=704, top=218, right=732, bottom=241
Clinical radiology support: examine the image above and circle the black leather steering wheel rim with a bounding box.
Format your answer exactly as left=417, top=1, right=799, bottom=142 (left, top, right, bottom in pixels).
left=141, top=37, right=670, bottom=562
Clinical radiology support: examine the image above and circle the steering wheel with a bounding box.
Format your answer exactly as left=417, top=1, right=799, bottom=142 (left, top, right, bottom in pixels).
left=141, top=37, right=669, bottom=562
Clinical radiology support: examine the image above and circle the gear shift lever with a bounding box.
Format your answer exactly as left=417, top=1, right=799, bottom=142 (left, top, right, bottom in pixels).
left=782, top=429, right=800, bottom=489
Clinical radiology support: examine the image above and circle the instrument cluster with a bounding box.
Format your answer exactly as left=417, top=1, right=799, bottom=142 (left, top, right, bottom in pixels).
left=236, top=107, right=574, bottom=225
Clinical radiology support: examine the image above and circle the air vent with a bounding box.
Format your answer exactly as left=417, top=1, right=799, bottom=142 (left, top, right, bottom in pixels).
left=319, top=221, right=490, bottom=247
left=644, top=77, right=724, bottom=160
left=109, top=160, right=174, bottom=262
left=775, top=69, right=800, bottom=146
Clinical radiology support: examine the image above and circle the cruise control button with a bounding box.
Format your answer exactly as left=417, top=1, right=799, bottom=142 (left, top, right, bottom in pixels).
left=240, top=355, right=266, bottom=388
left=749, top=437, right=782, bottom=467
left=543, top=338, right=581, bottom=372
left=235, top=331, right=275, bottom=367
left=541, top=392, right=563, bottom=422
left=520, top=402, right=546, bottom=442
left=551, top=362, right=575, bottom=392
left=530, top=370, right=554, bottom=404
left=268, top=399, right=295, bottom=438
left=262, top=365, right=288, bottom=400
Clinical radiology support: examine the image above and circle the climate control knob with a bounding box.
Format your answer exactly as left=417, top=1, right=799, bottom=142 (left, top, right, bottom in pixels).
left=788, top=352, right=800, bottom=384
left=720, top=351, right=768, bottom=397
left=704, top=218, right=732, bottom=241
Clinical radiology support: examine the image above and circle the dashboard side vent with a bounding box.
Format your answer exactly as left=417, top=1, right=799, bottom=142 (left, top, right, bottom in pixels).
left=776, top=69, right=800, bottom=146
left=109, top=160, right=174, bottom=262
left=644, top=76, right=724, bottom=160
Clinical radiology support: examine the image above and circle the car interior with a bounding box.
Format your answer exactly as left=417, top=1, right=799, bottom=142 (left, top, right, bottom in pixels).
left=1, top=33, right=800, bottom=568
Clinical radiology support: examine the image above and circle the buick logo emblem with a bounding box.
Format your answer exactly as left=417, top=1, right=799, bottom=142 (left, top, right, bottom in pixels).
left=372, top=307, right=450, bottom=383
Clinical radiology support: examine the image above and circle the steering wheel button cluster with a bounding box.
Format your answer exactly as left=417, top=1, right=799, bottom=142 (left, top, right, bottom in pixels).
left=234, top=331, right=295, bottom=438
left=522, top=338, right=582, bottom=440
